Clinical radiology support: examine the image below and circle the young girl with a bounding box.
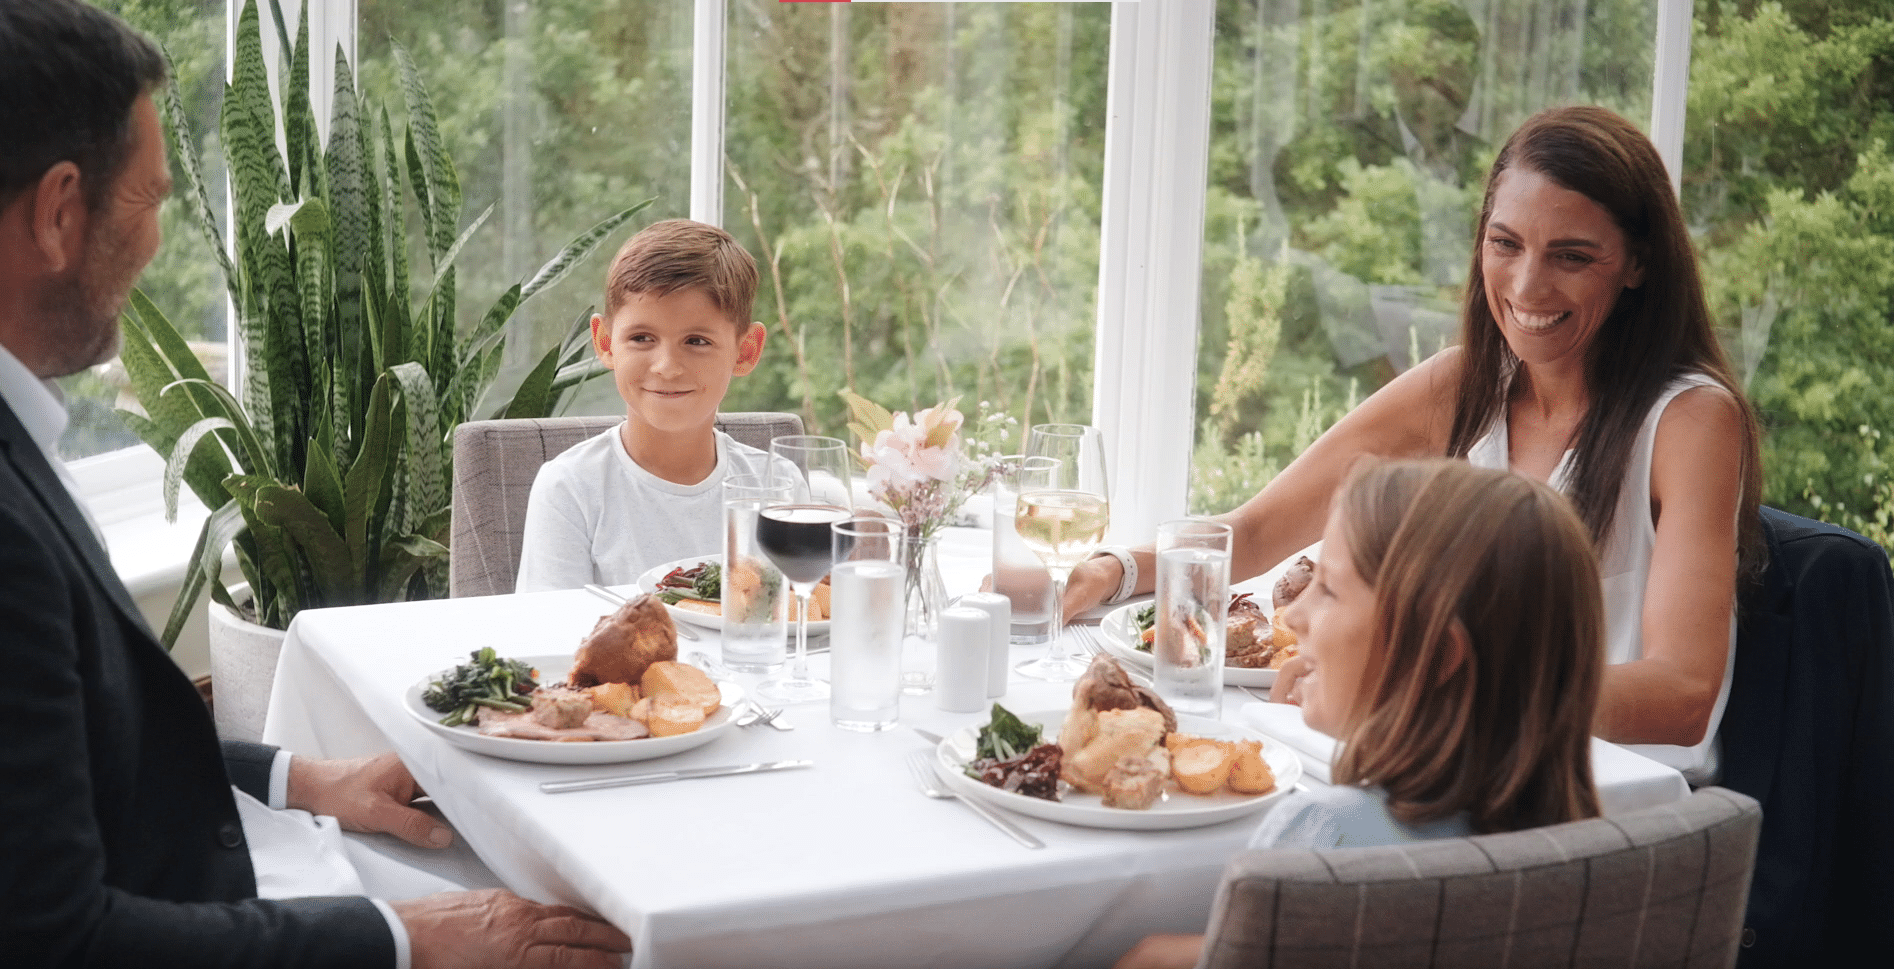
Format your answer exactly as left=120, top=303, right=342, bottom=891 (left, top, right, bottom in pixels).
left=1116, top=459, right=1605, bottom=969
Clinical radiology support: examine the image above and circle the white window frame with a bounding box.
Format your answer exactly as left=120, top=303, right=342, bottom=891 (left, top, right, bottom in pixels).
left=84, top=0, right=1697, bottom=571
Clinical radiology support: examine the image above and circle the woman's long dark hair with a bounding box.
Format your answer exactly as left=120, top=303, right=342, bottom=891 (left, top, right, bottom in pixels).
left=1445, top=106, right=1764, bottom=583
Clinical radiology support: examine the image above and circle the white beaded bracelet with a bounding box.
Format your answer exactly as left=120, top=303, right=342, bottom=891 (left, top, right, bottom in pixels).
left=1090, top=546, right=1139, bottom=605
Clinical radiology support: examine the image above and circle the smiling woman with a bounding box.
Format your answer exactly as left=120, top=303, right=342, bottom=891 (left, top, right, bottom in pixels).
left=1069, top=104, right=1761, bottom=783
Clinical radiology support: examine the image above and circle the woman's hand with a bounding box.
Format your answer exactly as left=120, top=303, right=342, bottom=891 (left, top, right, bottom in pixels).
left=286, top=752, right=454, bottom=849
left=1112, top=933, right=1205, bottom=969
left=394, top=889, right=632, bottom=969
left=1270, top=655, right=1311, bottom=705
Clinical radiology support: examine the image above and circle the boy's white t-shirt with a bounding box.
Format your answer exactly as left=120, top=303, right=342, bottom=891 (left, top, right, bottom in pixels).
left=515, top=424, right=781, bottom=592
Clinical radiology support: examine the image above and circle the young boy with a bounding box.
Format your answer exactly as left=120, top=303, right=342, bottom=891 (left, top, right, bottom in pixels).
left=515, top=219, right=776, bottom=592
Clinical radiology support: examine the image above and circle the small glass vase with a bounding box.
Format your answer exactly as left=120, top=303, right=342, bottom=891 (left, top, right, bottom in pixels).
left=901, top=530, right=947, bottom=695
left=903, top=530, right=947, bottom=640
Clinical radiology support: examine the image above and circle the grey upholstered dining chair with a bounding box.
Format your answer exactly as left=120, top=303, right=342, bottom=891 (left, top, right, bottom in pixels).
left=448, top=412, right=804, bottom=598
left=1197, top=786, right=1760, bottom=969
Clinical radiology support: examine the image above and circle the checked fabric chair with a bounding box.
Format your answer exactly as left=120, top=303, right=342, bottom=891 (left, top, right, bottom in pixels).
left=448, top=412, right=803, bottom=598
left=1198, top=786, right=1760, bottom=969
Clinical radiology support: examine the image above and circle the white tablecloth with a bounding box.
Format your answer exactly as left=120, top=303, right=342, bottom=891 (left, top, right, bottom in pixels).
left=261, top=528, right=1688, bottom=969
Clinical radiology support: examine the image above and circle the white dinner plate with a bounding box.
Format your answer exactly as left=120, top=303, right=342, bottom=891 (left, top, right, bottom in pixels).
left=1095, top=544, right=1324, bottom=690
left=632, top=555, right=832, bottom=637
left=934, top=710, right=1301, bottom=831
left=405, top=654, right=743, bottom=765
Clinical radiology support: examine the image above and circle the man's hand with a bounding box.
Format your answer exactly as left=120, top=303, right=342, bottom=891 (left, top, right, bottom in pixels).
left=393, top=889, right=632, bottom=969
left=1270, top=655, right=1311, bottom=705
left=287, top=753, right=454, bottom=849
left=1112, top=933, right=1205, bottom=969
left=1062, top=554, right=1122, bottom=621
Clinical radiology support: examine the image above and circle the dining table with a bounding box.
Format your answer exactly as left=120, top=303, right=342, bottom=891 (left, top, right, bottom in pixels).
left=261, top=527, right=1689, bottom=969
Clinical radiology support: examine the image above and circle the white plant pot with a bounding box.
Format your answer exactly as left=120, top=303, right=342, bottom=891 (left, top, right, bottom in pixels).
left=207, top=588, right=286, bottom=743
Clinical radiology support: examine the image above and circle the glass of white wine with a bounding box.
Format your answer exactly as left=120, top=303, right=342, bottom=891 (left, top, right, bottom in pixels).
left=1013, top=424, right=1110, bottom=682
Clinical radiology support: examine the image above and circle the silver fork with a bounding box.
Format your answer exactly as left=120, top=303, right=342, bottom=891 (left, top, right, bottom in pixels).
left=744, top=700, right=794, bottom=731
left=903, top=751, right=1043, bottom=849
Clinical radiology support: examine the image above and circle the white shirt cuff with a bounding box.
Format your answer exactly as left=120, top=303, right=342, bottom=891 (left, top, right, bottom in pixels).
left=369, top=898, right=413, bottom=969
left=267, top=749, right=294, bottom=810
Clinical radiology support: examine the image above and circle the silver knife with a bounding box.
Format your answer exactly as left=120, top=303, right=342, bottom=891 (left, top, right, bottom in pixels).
left=540, top=759, right=813, bottom=794
left=909, top=728, right=1044, bottom=849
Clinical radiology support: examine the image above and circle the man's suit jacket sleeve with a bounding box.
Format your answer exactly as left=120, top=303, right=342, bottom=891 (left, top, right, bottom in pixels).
left=222, top=739, right=279, bottom=802
left=0, top=480, right=395, bottom=969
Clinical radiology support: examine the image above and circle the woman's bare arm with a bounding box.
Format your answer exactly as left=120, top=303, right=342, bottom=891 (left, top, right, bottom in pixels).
left=1066, top=349, right=1463, bottom=615
left=1592, top=386, right=1744, bottom=747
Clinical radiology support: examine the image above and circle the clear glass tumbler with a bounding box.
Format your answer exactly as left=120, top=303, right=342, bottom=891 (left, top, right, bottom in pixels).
left=828, top=517, right=906, bottom=731
left=991, top=455, right=1053, bottom=645
left=1151, top=518, right=1233, bottom=718
left=721, top=473, right=792, bottom=672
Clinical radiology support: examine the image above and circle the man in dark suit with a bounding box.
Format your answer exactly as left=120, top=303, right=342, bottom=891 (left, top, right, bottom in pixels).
left=0, top=3, right=631, bottom=967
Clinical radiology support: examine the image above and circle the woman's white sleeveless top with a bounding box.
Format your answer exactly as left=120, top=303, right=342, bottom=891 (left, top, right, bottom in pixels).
left=1468, top=373, right=1736, bottom=780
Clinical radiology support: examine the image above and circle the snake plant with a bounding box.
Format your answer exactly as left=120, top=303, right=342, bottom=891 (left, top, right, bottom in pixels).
left=119, top=0, right=650, bottom=645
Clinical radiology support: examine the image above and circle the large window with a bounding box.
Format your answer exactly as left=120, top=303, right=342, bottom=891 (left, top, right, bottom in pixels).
left=1188, top=0, right=1658, bottom=513
left=720, top=0, right=1109, bottom=440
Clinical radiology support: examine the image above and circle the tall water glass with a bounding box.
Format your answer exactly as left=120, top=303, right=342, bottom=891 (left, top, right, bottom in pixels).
left=1014, top=424, right=1111, bottom=682
left=829, top=517, right=905, bottom=731
left=991, top=455, right=1053, bottom=644
left=721, top=473, right=792, bottom=672
left=1152, top=518, right=1233, bottom=717
left=756, top=436, right=855, bottom=704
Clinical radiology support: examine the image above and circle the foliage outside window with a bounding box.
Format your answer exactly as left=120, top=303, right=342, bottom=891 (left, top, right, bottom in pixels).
left=357, top=0, right=692, bottom=411
left=1189, top=0, right=1657, bottom=514
left=721, top=0, right=1108, bottom=441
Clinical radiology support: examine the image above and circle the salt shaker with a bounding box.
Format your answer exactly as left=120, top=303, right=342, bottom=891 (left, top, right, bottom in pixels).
left=935, top=606, right=991, bottom=713
left=957, top=592, right=1012, bottom=698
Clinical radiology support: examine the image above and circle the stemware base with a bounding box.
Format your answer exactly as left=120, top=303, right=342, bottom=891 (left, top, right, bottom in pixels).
left=756, top=675, right=831, bottom=704
left=1014, top=653, right=1091, bottom=682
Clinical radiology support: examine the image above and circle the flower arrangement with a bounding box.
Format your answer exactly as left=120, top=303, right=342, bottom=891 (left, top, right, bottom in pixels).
left=840, top=391, right=1000, bottom=543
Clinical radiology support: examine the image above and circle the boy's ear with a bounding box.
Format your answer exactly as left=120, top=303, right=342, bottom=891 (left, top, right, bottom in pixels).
left=732, top=321, right=767, bottom=376
left=590, top=313, right=612, bottom=359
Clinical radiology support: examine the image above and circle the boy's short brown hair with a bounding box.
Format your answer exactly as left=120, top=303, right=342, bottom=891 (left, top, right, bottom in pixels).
left=604, top=219, right=758, bottom=329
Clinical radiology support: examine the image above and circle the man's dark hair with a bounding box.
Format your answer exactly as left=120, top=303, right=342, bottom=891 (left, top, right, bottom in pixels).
left=0, top=0, right=167, bottom=212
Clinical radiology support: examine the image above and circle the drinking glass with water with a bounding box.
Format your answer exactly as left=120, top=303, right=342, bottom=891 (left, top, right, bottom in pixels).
left=1152, top=518, right=1233, bottom=718
left=829, top=517, right=905, bottom=731
left=721, top=474, right=792, bottom=672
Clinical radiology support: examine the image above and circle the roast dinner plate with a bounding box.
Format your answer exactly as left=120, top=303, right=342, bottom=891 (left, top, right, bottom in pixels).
left=632, top=555, right=832, bottom=637
left=404, top=654, right=743, bottom=765
left=1097, top=544, right=1323, bottom=690
left=933, top=710, right=1300, bottom=831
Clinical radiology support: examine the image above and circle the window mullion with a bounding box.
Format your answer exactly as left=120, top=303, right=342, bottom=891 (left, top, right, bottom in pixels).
left=1650, top=0, right=1693, bottom=195
left=1091, top=0, right=1216, bottom=543
left=692, top=0, right=727, bottom=227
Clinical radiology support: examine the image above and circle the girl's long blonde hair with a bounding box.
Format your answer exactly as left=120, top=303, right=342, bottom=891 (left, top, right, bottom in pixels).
left=1330, top=459, right=1603, bottom=834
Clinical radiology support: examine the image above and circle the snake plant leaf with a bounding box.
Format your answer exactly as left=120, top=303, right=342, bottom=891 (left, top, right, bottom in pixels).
left=263, top=0, right=294, bottom=70
left=328, top=54, right=370, bottom=439
left=377, top=105, right=409, bottom=383
left=252, top=484, right=355, bottom=605
left=385, top=361, right=444, bottom=536
left=419, top=202, right=493, bottom=323
left=376, top=534, right=449, bottom=603
left=343, top=376, right=397, bottom=575
left=158, top=377, right=273, bottom=480
left=118, top=296, right=235, bottom=509
left=461, top=284, right=522, bottom=373
left=302, top=439, right=347, bottom=537
left=282, top=0, right=314, bottom=196
left=392, top=42, right=460, bottom=261
left=518, top=199, right=655, bottom=305
left=163, top=417, right=240, bottom=522
left=158, top=499, right=248, bottom=649
left=155, top=63, right=234, bottom=287
left=264, top=197, right=332, bottom=237
left=500, top=343, right=562, bottom=420
left=225, top=474, right=304, bottom=622
left=226, top=0, right=296, bottom=468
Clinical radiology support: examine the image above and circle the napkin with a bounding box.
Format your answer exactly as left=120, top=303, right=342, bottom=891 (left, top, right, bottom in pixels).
left=1239, top=701, right=1335, bottom=784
